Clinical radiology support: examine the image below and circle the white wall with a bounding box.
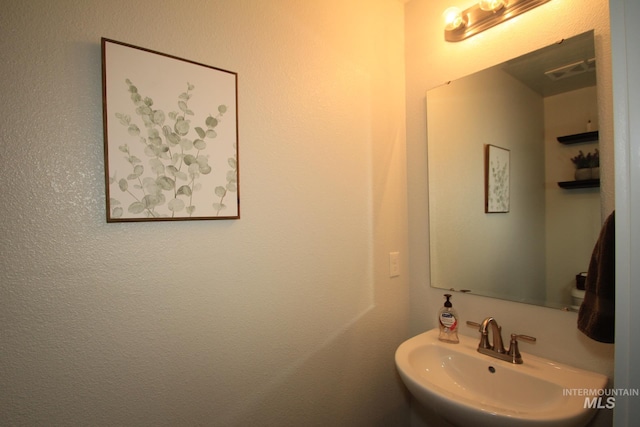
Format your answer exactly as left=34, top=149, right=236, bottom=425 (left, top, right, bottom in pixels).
left=0, top=1, right=410, bottom=425
left=427, top=66, right=546, bottom=303
left=610, top=1, right=640, bottom=425
left=544, top=86, right=601, bottom=307
left=405, top=0, right=614, bottom=424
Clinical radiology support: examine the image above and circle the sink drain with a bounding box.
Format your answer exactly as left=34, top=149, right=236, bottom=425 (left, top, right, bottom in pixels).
left=488, top=366, right=496, bottom=373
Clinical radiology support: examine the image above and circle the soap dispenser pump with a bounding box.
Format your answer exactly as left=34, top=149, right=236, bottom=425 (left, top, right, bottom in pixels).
left=438, top=294, right=459, bottom=343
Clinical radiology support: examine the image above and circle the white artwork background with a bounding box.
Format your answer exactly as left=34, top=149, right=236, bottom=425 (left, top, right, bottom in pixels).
left=104, top=41, right=238, bottom=219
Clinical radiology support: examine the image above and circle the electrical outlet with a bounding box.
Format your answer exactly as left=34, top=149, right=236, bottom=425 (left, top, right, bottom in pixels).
left=389, top=252, right=400, bottom=277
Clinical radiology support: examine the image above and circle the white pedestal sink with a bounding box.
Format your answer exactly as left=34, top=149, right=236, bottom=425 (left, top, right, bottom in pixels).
left=395, top=329, right=608, bottom=427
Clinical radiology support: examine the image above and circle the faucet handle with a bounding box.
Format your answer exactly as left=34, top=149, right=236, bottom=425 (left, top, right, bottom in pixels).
left=512, top=334, right=536, bottom=343
left=507, top=333, right=536, bottom=364
left=466, top=320, right=481, bottom=329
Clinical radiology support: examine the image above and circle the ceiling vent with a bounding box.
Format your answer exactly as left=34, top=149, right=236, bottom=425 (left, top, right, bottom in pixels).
left=544, top=58, right=596, bottom=81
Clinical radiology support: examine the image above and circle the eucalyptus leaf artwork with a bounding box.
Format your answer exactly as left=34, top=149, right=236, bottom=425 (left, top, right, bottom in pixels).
left=485, top=145, right=510, bottom=213
left=102, top=39, right=239, bottom=221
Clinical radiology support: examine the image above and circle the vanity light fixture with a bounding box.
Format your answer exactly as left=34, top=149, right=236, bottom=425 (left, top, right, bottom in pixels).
left=443, top=7, right=464, bottom=31
left=444, top=0, right=552, bottom=42
left=478, top=0, right=506, bottom=11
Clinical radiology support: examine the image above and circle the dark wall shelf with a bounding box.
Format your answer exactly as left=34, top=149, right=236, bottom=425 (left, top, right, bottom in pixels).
left=557, top=131, right=599, bottom=144
left=558, top=179, right=600, bottom=189
left=556, top=131, right=600, bottom=189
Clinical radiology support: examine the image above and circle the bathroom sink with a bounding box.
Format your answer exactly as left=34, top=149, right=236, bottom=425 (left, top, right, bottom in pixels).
left=395, top=329, right=608, bottom=427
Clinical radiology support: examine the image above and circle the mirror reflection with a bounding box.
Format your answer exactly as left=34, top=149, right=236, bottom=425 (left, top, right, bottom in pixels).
left=427, top=30, right=601, bottom=310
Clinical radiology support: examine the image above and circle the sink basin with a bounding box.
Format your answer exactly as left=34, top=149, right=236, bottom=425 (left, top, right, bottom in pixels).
left=395, top=329, right=608, bottom=427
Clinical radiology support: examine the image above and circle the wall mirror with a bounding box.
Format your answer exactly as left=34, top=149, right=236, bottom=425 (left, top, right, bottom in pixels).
left=427, top=30, right=601, bottom=310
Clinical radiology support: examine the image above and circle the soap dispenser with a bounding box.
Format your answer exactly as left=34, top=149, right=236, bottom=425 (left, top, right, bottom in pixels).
left=438, top=294, right=459, bottom=343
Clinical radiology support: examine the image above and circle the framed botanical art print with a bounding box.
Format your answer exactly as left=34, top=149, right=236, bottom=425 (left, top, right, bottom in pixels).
left=102, top=38, right=239, bottom=222
left=485, top=144, right=510, bottom=213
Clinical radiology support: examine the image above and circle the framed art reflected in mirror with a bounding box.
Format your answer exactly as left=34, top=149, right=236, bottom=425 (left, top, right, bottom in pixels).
left=485, top=145, right=510, bottom=213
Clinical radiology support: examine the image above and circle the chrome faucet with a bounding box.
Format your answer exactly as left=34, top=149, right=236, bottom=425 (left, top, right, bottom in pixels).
left=467, top=318, right=536, bottom=364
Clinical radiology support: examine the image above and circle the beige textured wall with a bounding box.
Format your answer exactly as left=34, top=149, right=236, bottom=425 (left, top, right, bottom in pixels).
left=0, top=1, right=409, bottom=425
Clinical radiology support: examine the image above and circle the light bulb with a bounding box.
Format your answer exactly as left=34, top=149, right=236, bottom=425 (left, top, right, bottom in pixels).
left=443, top=7, right=464, bottom=31
left=478, top=0, right=506, bottom=11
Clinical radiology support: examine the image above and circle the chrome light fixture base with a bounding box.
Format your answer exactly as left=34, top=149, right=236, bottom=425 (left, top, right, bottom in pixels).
left=444, top=0, right=552, bottom=42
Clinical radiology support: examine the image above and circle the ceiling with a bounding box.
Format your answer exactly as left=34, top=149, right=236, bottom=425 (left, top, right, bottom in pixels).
left=501, top=30, right=596, bottom=97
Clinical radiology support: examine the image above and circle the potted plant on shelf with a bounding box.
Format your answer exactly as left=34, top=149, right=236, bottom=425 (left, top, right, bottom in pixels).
left=571, top=149, right=599, bottom=180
